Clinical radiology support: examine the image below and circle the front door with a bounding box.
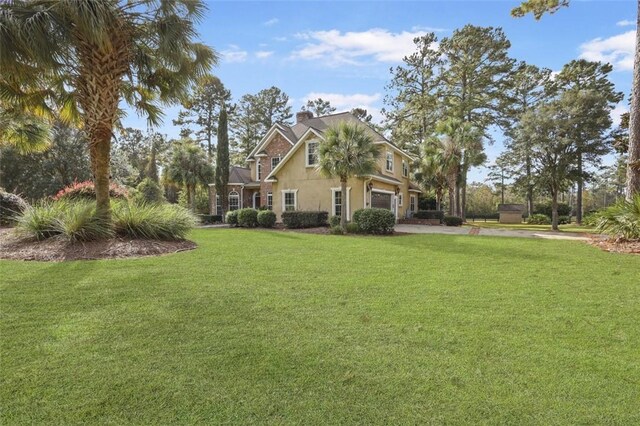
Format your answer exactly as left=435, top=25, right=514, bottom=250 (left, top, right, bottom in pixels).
left=253, top=191, right=261, bottom=209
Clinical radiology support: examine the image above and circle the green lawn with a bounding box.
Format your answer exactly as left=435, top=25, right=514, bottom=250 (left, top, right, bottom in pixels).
left=465, top=219, right=595, bottom=234
left=2, top=229, right=639, bottom=424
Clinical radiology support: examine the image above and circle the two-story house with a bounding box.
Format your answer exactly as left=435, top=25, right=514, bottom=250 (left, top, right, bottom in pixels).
left=209, top=111, right=422, bottom=221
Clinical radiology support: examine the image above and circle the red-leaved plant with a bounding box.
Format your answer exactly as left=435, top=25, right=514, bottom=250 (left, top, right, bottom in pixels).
left=53, top=180, right=129, bottom=202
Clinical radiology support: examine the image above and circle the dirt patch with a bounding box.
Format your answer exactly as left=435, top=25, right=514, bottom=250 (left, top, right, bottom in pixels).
left=589, top=238, right=640, bottom=255
left=0, top=229, right=196, bottom=262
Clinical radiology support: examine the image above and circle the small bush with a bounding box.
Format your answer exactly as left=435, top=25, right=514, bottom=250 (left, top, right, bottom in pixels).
left=237, top=208, right=258, bottom=228
left=257, top=210, right=276, bottom=228
left=15, top=200, right=113, bottom=242
left=226, top=210, right=238, bottom=226
left=558, top=215, right=571, bottom=225
left=353, top=208, right=395, bottom=234
left=413, top=210, right=444, bottom=221
left=345, top=222, right=361, bottom=234
left=528, top=214, right=551, bottom=225
left=112, top=200, right=197, bottom=240
left=595, top=195, right=640, bottom=240
left=329, top=225, right=344, bottom=235
left=329, top=215, right=341, bottom=227
left=583, top=211, right=600, bottom=227
left=282, top=211, right=328, bottom=229
left=135, top=178, right=165, bottom=204
left=443, top=216, right=463, bottom=227
left=533, top=202, right=571, bottom=217
left=53, top=180, right=129, bottom=201
left=0, top=189, right=28, bottom=226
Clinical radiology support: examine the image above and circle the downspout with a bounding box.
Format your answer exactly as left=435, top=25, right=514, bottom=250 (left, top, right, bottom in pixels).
left=240, top=184, right=244, bottom=208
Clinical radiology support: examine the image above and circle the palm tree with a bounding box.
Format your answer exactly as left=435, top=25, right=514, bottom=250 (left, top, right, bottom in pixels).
left=0, top=0, right=217, bottom=220
left=424, top=136, right=463, bottom=216
left=317, top=122, right=381, bottom=230
left=0, top=105, right=50, bottom=154
left=167, top=140, right=214, bottom=212
left=420, top=139, right=450, bottom=212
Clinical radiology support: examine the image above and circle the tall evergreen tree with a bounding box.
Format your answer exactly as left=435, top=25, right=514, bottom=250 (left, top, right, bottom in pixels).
left=173, top=75, right=231, bottom=160
left=438, top=25, right=515, bottom=220
left=215, top=107, right=230, bottom=217
left=303, top=98, right=336, bottom=116
left=232, top=86, right=292, bottom=160
left=553, top=60, right=623, bottom=224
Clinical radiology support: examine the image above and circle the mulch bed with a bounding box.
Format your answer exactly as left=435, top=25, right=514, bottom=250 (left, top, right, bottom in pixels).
left=589, top=238, right=640, bottom=255
left=0, top=228, right=196, bottom=262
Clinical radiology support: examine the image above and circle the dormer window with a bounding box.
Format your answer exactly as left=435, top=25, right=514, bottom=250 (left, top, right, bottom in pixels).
left=385, top=151, right=394, bottom=172
left=402, top=160, right=409, bottom=178
left=306, top=140, right=318, bottom=167
left=257, top=160, right=262, bottom=181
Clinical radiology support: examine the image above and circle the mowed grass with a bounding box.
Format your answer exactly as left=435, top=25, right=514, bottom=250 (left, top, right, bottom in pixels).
left=1, top=229, right=639, bottom=424
left=466, top=219, right=595, bottom=234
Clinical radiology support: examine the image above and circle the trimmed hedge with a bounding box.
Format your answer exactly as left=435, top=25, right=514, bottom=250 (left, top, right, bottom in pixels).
left=257, top=210, right=276, bottom=228
left=528, top=214, right=550, bottom=225
left=413, top=210, right=444, bottom=221
left=443, top=216, right=463, bottom=226
left=237, top=208, right=258, bottom=228
left=345, top=222, right=361, bottom=234
left=226, top=210, right=238, bottom=226
left=282, top=211, right=328, bottom=229
left=0, top=189, right=28, bottom=226
left=329, top=215, right=341, bottom=227
left=353, top=208, right=395, bottom=234
left=558, top=215, right=571, bottom=225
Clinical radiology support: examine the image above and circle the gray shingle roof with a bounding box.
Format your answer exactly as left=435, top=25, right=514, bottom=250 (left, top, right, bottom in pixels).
left=498, top=204, right=525, bottom=212
left=290, top=112, right=387, bottom=142
left=228, top=166, right=252, bottom=184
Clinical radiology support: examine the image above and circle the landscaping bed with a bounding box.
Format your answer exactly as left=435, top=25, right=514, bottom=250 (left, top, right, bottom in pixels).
left=0, top=228, right=196, bottom=261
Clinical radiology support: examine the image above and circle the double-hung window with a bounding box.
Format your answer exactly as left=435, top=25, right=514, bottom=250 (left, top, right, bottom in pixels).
left=271, top=156, right=281, bottom=170
left=215, top=195, right=222, bottom=215
left=398, top=193, right=403, bottom=207
left=257, top=160, right=262, bottom=181
left=386, top=152, right=394, bottom=172
left=410, top=195, right=416, bottom=212
left=306, top=140, right=318, bottom=166
left=267, top=192, right=273, bottom=210
left=334, top=190, right=342, bottom=217
left=402, top=160, right=409, bottom=178
left=282, top=190, right=297, bottom=211
left=229, top=191, right=239, bottom=211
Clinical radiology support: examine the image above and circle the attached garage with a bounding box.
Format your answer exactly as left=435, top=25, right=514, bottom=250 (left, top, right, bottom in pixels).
left=371, top=191, right=392, bottom=210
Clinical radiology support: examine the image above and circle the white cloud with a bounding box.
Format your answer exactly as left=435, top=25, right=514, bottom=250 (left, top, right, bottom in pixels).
left=274, top=36, right=287, bottom=42
left=256, top=51, right=274, bottom=59
left=221, top=45, right=248, bottom=63
left=263, top=18, right=279, bottom=26
left=291, top=28, right=433, bottom=66
left=302, top=92, right=383, bottom=122
left=579, top=30, right=636, bottom=71
left=616, top=19, right=635, bottom=27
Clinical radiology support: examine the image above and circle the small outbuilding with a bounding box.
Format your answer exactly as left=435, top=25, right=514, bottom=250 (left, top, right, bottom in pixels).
left=498, top=204, right=525, bottom=224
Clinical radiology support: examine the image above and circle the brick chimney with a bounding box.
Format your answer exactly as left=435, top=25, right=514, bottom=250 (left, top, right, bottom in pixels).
left=296, top=110, right=313, bottom=123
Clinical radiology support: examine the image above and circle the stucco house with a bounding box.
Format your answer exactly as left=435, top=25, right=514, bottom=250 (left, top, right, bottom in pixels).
left=209, top=111, right=422, bottom=221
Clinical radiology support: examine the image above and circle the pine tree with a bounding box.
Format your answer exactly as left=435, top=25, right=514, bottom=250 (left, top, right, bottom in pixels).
left=215, top=107, right=230, bottom=216
left=303, top=98, right=336, bottom=116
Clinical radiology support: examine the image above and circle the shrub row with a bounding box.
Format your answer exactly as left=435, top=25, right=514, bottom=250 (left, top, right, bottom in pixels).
left=226, top=208, right=277, bottom=228
left=198, top=214, right=223, bottom=224
left=528, top=214, right=551, bottom=225
left=353, top=208, right=395, bottom=234
left=282, top=211, right=328, bottom=229
left=15, top=199, right=196, bottom=242
left=413, top=210, right=444, bottom=221
left=533, top=202, right=571, bottom=217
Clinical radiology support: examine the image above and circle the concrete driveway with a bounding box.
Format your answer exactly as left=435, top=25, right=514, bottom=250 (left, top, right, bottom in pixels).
left=395, top=224, right=595, bottom=241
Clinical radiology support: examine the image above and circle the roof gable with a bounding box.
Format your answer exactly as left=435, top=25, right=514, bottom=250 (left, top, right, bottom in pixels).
left=265, top=128, right=323, bottom=181
left=245, top=123, right=296, bottom=161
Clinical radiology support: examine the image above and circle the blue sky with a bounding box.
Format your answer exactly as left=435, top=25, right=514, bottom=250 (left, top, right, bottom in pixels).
left=122, top=0, right=637, bottom=182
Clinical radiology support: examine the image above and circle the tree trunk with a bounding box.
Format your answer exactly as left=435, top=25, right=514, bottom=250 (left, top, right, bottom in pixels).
left=188, top=185, right=195, bottom=212
left=551, top=190, right=559, bottom=231
left=461, top=167, right=468, bottom=221
left=627, top=1, right=640, bottom=199
left=90, top=136, right=112, bottom=221
left=436, top=190, right=442, bottom=212
left=526, top=156, right=533, bottom=217
left=576, top=152, right=583, bottom=225
left=340, top=178, right=348, bottom=230
left=448, top=177, right=456, bottom=216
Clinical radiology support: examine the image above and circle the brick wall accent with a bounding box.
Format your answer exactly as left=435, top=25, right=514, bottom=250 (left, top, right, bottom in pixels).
left=257, top=133, right=293, bottom=208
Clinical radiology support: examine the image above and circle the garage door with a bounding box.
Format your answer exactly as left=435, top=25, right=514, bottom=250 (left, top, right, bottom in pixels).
left=371, top=191, right=392, bottom=210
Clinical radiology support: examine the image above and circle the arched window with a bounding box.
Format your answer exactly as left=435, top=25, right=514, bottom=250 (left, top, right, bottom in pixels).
left=229, top=191, right=239, bottom=211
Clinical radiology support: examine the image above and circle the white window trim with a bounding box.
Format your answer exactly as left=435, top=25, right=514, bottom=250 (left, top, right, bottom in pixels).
left=305, top=139, right=319, bottom=167
left=256, top=160, right=262, bottom=181
left=253, top=191, right=261, bottom=209
left=229, top=191, right=240, bottom=211
left=410, top=195, right=416, bottom=212
left=267, top=192, right=273, bottom=210
left=271, top=156, right=281, bottom=170
left=281, top=189, right=298, bottom=212
left=402, top=160, right=408, bottom=178
left=398, top=193, right=403, bottom=207
left=385, top=151, right=394, bottom=173
left=331, top=187, right=351, bottom=220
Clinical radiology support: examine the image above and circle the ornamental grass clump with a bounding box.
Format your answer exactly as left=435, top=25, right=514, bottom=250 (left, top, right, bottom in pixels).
left=112, top=200, right=197, bottom=240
